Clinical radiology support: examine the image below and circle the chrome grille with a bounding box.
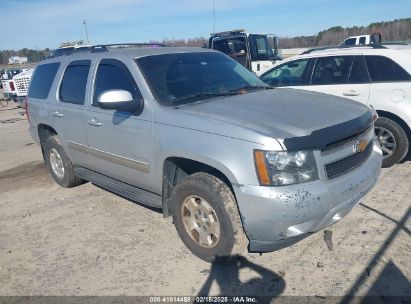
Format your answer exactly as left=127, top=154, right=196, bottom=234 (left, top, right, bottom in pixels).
left=325, top=142, right=373, bottom=179
left=321, top=126, right=373, bottom=155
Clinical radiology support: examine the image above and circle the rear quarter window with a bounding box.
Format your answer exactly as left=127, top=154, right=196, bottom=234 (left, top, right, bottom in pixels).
left=28, top=62, right=60, bottom=99
left=365, top=55, right=411, bottom=82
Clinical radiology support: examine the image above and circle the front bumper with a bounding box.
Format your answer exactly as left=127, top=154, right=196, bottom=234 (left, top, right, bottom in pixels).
left=234, top=141, right=382, bottom=252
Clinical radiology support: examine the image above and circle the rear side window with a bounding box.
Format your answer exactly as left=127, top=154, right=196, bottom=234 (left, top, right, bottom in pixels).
left=344, top=38, right=356, bottom=46
left=28, top=63, right=60, bottom=99
left=260, top=59, right=310, bottom=87
left=311, top=56, right=352, bottom=85
left=93, top=59, right=141, bottom=106
left=59, top=60, right=90, bottom=105
left=365, top=56, right=411, bottom=82
left=349, top=56, right=370, bottom=84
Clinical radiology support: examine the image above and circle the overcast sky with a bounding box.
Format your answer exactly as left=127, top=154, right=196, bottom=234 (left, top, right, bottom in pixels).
left=1, top=0, right=410, bottom=50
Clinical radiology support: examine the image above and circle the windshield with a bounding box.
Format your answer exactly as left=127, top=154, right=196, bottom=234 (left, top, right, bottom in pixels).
left=136, top=52, right=269, bottom=106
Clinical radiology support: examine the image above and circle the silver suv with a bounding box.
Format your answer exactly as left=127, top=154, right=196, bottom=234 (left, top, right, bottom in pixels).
left=27, top=46, right=382, bottom=262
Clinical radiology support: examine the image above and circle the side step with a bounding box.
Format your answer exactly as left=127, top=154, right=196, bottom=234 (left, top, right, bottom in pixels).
left=74, top=166, right=162, bottom=208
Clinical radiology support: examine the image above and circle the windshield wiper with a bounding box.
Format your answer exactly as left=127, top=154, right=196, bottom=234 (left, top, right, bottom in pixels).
left=229, top=85, right=273, bottom=93
left=171, top=92, right=238, bottom=105
left=171, top=86, right=273, bottom=106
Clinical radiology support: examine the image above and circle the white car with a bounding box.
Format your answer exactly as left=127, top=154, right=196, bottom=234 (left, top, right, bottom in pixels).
left=260, top=44, right=411, bottom=167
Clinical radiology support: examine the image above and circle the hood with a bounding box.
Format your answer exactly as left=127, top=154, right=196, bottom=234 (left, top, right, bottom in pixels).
left=158, top=88, right=372, bottom=149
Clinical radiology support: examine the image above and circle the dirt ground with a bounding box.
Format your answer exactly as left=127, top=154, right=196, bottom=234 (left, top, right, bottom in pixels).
left=0, top=99, right=410, bottom=300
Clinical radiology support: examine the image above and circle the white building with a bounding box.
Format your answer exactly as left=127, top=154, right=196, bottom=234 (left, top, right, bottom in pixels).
left=8, top=56, right=28, bottom=64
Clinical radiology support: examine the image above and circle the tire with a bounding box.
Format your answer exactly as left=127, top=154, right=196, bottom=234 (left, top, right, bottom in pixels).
left=44, top=135, right=83, bottom=188
left=0, top=99, right=8, bottom=107
left=375, top=117, right=409, bottom=168
left=171, top=172, right=248, bottom=263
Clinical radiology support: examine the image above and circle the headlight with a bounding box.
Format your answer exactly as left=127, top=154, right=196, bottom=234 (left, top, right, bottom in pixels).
left=254, top=150, right=319, bottom=186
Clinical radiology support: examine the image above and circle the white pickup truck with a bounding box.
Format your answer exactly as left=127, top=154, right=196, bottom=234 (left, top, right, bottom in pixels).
left=340, top=33, right=382, bottom=46
left=13, top=69, right=34, bottom=108
left=1, top=68, right=31, bottom=106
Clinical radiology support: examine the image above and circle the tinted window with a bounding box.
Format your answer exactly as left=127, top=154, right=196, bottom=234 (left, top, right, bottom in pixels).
left=344, top=38, right=356, bottom=46
left=365, top=56, right=411, bottom=82
left=213, top=37, right=248, bottom=67
left=137, top=52, right=267, bottom=106
left=250, top=35, right=274, bottom=60
left=94, top=59, right=141, bottom=106
left=349, top=56, right=370, bottom=83
left=28, top=62, right=60, bottom=99
left=261, top=59, right=310, bottom=87
left=359, top=37, right=366, bottom=45
left=59, top=60, right=90, bottom=105
left=311, top=56, right=352, bottom=85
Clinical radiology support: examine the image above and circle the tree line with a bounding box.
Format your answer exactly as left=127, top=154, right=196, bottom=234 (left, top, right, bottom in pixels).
left=1, top=17, right=410, bottom=64
left=270, top=18, right=411, bottom=48
left=159, top=18, right=411, bottom=49
left=0, top=48, right=49, bottom=65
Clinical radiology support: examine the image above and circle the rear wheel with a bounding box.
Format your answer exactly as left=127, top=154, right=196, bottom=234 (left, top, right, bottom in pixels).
left=171, top=172, right=247, bottom=262
left=0, top=99, right=8, bottom=107
left=44, top=135, right=83, bottom=187
left=375, top=117, right=409, bottom=168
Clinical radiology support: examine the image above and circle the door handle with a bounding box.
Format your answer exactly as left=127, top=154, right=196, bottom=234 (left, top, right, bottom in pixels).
left=343, top=90, right=362, bottom=97
left=88, top=118, right=102, bottom=127
left=53, top=111, right=64, bottom=118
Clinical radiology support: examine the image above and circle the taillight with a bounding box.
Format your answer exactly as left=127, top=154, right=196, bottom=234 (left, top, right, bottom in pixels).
left=9, top=81, right=15, bottom=91
left=25, top=97, right=30, bottom=124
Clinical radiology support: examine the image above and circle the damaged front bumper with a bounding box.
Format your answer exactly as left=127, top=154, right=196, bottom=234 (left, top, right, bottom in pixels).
left=234, top=141, right=383, bottom=252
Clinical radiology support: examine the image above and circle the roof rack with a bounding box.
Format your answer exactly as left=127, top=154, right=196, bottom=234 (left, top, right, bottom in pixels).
left=91, top=43, right=167, bottom=53
left=301, top=43, right=386, bottom=54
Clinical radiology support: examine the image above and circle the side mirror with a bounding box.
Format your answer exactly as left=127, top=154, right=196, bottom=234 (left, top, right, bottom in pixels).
left=272, top=55, right=282, bottom=62
left=273, top=36, right=280, bottom=51
left=97, top=89, right=143, bottom=113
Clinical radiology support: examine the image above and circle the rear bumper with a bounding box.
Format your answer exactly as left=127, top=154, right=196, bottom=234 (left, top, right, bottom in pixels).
left=234, top=141, right=382, bottom=252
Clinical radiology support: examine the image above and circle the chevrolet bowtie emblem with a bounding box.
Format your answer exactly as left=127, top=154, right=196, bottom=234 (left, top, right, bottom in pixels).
left=356, top=139, right=368, bottom=153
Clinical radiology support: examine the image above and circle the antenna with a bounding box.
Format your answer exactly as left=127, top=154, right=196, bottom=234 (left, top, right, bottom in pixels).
left=212, top=0, right=216, bottom=33
left=83, top=19, right=90, bottom=44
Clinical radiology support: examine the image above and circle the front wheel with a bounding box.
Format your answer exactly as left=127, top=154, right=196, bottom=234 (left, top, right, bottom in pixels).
left=171, top=172, right=247, bottom=262
left=374, top=117, right=409, bottom=168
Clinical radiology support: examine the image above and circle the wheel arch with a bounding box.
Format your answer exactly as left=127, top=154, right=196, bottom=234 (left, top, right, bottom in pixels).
left=161, top=156, right=236, bottom=218
left=376, top=110, right=411, bottom=142
left=37, top=124, right=58, bottom=161
left=37, top=124, right=58, bottom=144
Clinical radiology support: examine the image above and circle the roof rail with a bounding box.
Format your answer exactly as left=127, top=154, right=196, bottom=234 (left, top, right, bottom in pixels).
left=301, top=43, right=386, bottom=54
left=91, top=43, right=167, bottom=53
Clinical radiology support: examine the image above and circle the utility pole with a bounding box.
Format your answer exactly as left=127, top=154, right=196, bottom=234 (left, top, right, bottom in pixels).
left=83, top=19, right=90, bottom=44
left=212, top=0, right=216, bottom=34
left=36, top=46, right=40, bottom=62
